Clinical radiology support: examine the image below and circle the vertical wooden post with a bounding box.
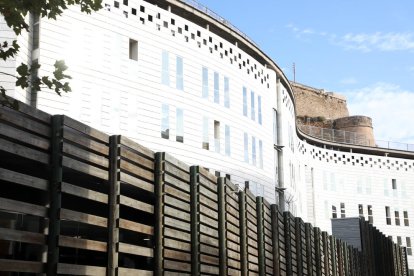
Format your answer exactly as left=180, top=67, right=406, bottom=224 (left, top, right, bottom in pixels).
left=305, top=223, right=313, bottom=276
left=270, top=204, right=280, bottom=275
left=107, top=135, right=120, bottom=276
left=295, top=218, right=303, bottom=276
left=284, top=212, right=293, bottom=276
left=239, top=190, right=247, bottom=276
left=218, top=177, right=227, bottom=275
left=46, top=115, right=64, bottom=276
left=190, top=166, right=200, bottom=276
left=331, top=236, right=337, bottom=276
left=154, top=152, right=165, bottom=276
left=256, top=197, right=265, bottom=276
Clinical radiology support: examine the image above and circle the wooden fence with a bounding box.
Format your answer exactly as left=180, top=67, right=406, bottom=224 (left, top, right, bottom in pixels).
left=0, top=102, right=409, bottom=275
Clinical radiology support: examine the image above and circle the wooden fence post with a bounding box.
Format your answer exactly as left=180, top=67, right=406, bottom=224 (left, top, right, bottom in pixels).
left=154, top=152, right=165, bottom=276
left=239, top=190, right=247, bottom=276
left=218, top=177, right=227, bottom=275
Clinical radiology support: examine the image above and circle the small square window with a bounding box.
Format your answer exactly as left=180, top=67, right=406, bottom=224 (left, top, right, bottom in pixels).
left=123, top=0, right=128, bottom=5
left=131, top=8, right=136, bottom=15
left=191, top=33, right=195, bottom=39
left=114, top=1, right=119, bottom=8
left=209, top=37, right=212, bottom=43
left=140, top=17, right=145, bottom=24
left=123, top=11, right=128, bottom=18
left=148, top=15, right=153, bottom=22
left=140, top=5, right=145, bottom=12
left=197, top=30, right=201, bottom=37
left=156, top=13, right=161, bottom=19
left=163, top=21, right=168, bottom=28
left=178, top=27, right=182, bottom=34
left=171, top=18, right=175, bottom=25
left=185, top=25, right=188, bottom=31
left=129, top=39, right=138, bottom=61
left=392, top=179, right=397, bottom=189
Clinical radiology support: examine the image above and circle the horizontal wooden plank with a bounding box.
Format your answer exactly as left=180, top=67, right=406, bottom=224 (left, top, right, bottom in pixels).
left=165, top=185, right=190, bottom=203
left=119, top=195, right=154, bottom=214
left=120, top=172, right=154, bottom=193
left=164, top=238, right=191, bottom=252
left=59, top=235, right=107, bottom=252
left=201, top=264, right=220, bottom=274
left=61, top=182, right=108, bottom=203
left=199, top=185, right=218, bottom=202
left=199, top=174, right=217, bottom=193
left=120, top=146, right=154, bottom=170
left=164, top=259, right=191, bottom=272
left=63, top=116, right=109, bottom=143
left=164, top=217, right=190, bottom=232
left=0, top=123, right=49, bottom=150
left=63, top=128, right=109, bottom=155
left=165, top=174, right=190, bottom=193
left=63, top=143, right=109, bottom=168
left=0, top=197, right=47, bottom=217
left=0, top=137, right=49, bottom=164
left=164, top=227, right=190, bottom=241
left=200, top=214, right=218, bottom=229
left=0, top=227, right=46, bottom=245
left=119, top=218, right=153, bottom=235
left=118, top=267, right=153, bottom=276
left=164, top=205, right=190, bottom=222
left=62, top=156, right=108, bottom=180
left=0, top=107, right=50, bottom=137
left=120, top=136, right=154, bottom=159
left=120, top=160, right=154, bottom=183
left=60, top=208, right=107, bottom=227
left=165, top=163, right=190, bottom=182
left=164, top=195, right=190, bottom=212
left=0, top=167, right=48, bottom=191
left=164, top=249, right=191, bottom=262
left=200, top=254, right=219, bottom=265
left=11, top=99, right=51, bottom=122
left=118, top=242, right=153, bottom=257
left=0, top=259, right=43, bottom=273
left=57, top=263, right=106, bottom=275
left=200, top=243, right=219, bottom=256
left=165, top=153, right=189, bottom=171
left=198, top=167, right=217, bottom=182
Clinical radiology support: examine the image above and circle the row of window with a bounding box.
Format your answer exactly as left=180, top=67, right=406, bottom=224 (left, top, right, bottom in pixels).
left=358, top=204, right=374, bottom=224
left=242, top=87, right=262, bottom=125
left=161, top=104, right=184, bottom=142
left=202, top=68, right=230, bottom=108
left=161, top=50, right=184, bottom=90
left=396, top=236, right=412, bottom=256
left=331, top=203, right=373, bottom=223
left=385, top=207, right=409, bottom=226
left=243, top=134, right=264, bottom=169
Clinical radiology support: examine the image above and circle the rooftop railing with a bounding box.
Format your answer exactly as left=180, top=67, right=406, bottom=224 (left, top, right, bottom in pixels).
left=298, top=124, right=414, bottom=153
left=180, top=0, right=260, bottom=48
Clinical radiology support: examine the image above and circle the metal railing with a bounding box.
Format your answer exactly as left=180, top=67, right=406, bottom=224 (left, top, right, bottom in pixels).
left=298, top=124, right=414, bottom=152
left=180, top=0, right=260, bottom=48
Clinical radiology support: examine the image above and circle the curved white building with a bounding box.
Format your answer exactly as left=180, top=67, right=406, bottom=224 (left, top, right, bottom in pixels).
left=1, top=0, right=413, bottom=273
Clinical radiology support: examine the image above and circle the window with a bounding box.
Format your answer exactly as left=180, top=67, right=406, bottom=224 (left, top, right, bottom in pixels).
left=250, top=91, right=255, bottom=120
left=367, top=205, right=373, bottom=224
left=32, top=14, right=40, bottom=50
left=397, top=236, right=402, bottom=246
left=202, top=67, right=208, bottom=98
left=176, top=56, right=184, bottom=90
left=392, top=178, right=397, bottom=189
left=243, top=87, right=248, bottom=116
left=214, top=72, right=219, bottom=103
left=202, top=117, right=209, bottom=150
left=395, top=211, right=400, bottom=226
left=259, top=140, right=263, bottom=169
left=123, top=0, right=128, bottom=5
left=273, top=110, right=278, bottom=144
left=385, top=206, right=391, bottom=225
left=332, top=205, right=337, bottom=218
left=161, top=104, right=169, bottom=139
left=176, top=108, right=184, bottom=142
left=161, top=50, right=169, bottom=85
left=140, top=5, right=145, bottom=12
left=244, top=133, right=249, bottom=162
left=358, top=204, right=364, bottom=217
left=129, top=39, right=138, bottom=60
left=407, top=237, right=412, bottom=255
left=340, top=203, right=346, bottom=218
left=258, top=95, right=262, bottom=125
left=224, top=77, right=230, bottom=108
left=404, top=211, right=409, bottom=226
left=114, top=1, right=119, bottom=8
left=131, top=8, right=136, bottom=15
left=225, top=125, right=230, bottom=156
left=214, top=121, right=220, bottom=153
left=252, top=136, right=256, bottom=166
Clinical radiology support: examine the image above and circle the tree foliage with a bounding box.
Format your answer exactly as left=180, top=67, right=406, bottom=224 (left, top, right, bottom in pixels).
left=0, top=0, right=102, bottom=108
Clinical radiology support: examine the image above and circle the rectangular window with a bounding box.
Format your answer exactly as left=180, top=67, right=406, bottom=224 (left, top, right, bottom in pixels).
left=243, top=87, right=248, bottom=116
left=176, top=56, right=184, bottom=90
left=251, top=91, right=255, bottom=120
left=225, top=125, right=230, bottom=156
left=386, top=206, right=391, bottom=225
left=404, top=211, right=409, bottom=226
left=161, top=104, right=169, bottom=139
left=202, top=117, right=209, bottom=150
left=358, top=204, right=364, bottom=217
left=392, top=178, right=397, bottom=189
left=224, top=77, right=230, bottom=108
left=32, top=14, right=40, bottom=50
left=397, top=236, right=402, bottom=246
left=259, top=140, right=263, bottom=169
left=395, top=211, right=400, bottom=226
left=332, top=205, right=337, bottom=219
left=252, top=136, right=256, bottom=166
left=202, top=67, right=208, bottom=98
left=340, top=203, right=346, bottom=218
left=407, top=237, right=412, bottom=255
left=161, top=50, right=169, bottom=85
left=129, top=39, right=138, bottom=60
left=214, top=72, right=219, bottom=103
left=176, top=108, right=184, bottom=142
left=123, top=0, right=128, bottom=5
left=367, top=205, right=373, bottom=224
left=244, top=133, right=249, bottom=162
left=258, top=95, right=262, bottom=125
left=273, top=110, right=278, bottom=144
left=214, top=120, right=220, bottom=153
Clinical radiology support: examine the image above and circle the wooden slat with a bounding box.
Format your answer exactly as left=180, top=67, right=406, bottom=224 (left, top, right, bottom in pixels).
left=120, top=172, right=154, bottom=193
left=120, top=136, right=154, bottom=159
left=164, top=249, right=191, bottom=261
left=119, top=195, right=154, bottom=214
left=165, top=153, right=189, bottom=171
left=165, top=174, right=190, bottom=193
left=0, top=259, right=43, bottom=273
left=0, top=123, right=49, bottom=149
left=62, top=156, right=108, bottom=180
left=165, top=163, right=190, bottom=182
left=164, top=195, right=190, bottom=212
left=0, top=137, right=49, bottom=163
left=57, top=263, right=106, bottom=275
left=0, top=167, right=48, bottom=190
left=59, top=235, right=107, bottom=252
left=120, top=160, right=154, bottom=182
left=120, top=146, right=154, bottom=170
left=61, top=182, right=108, bottom=203
left=164, top=259, right=191, bottom=272
left=63, top=127, right=109, bottom=155
left=0, top=107, right=50, bottom=137
left=0, top=197, right=47, bottom=217
left=62, top=143, right=109, bottom=168
left=63, top=116, right=109, bottom=143
left=118, top=267, right=153, bottom=275
left=118, top=242, right=153, bottom=257
left=60, top=208, right=107, bottom=227
left=0, top=227, right=46, bottom=245
left=118, top=218, right=153, bottom=235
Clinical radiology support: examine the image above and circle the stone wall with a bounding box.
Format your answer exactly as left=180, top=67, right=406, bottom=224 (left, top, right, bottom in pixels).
left=291, top=82, right=349, bottom=120
left=334, top=115, right=375, bottom=146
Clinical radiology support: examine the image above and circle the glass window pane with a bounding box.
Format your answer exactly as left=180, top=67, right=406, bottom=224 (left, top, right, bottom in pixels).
left=161, top=104, right=169, bottom=139
left=214, top=120, right=220, bottom=153
left=243, top=87, right=247, bottom=116
left=259, top=140, right=263, bottom=169
left=176, top=56, right=184, bottom=90
left=176, top=108, right=184, bottom=142
left=214, top=72, right=219, bottom=103
left=251, top=91, right=255, bottom=120
left=244, top=133, right=248, bottom=162
left=161, top=50, right=169, bottom=85
left=258, top=95, right=262, bottom=125
left=224, top=77, right=230, bottom=108
left=225, top=125, right=230, bottom=156
left=202, top=117, right=209, bottom=149
left=202, top=67, right=208, bottom=98
left=252, top=136, right=256, bottom=166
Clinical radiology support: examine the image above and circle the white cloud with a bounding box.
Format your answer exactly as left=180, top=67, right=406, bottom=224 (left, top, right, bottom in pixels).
left=345, top=83, right=414, bottom=144
left=338, top=32, right=414, bottom=52
left=340, top=77, right=357, bottom=85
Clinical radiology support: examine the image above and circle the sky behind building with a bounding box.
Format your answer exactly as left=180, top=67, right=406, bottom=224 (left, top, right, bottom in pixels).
left=198, top=0, right=414, bottom=143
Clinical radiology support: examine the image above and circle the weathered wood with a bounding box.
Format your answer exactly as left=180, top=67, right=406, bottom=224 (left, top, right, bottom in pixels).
left=119, top=218, right=153, bottom=235
left=59, top=235, right=107, bottom=252
left=57, top=263, right=106, bottom=275
left=63, top=115, right=109, bottom=143
left=120, top=146, right=154, bottom=170
left=0, top=167, right=47, bottom=190
left=0, top=259, right=44, bottom=273
left=61, top=182, right=108, bottom=203
left=165, top=163, right=190, bottom=182
left=119, top=195, right=154, bottom=214
left=0, top=227, right=46, bottom=245
left=0, top=197, right=47, bottom=217
left=118, top=242, right=153, bottom=257
left=120, top=171, right=154, bottom=193
left=62, top=156, right=108, bottom=180
left=117, top=267, right=153, bottom=275
left=62, top=142, right=109, bottom=168
left=191, top=166, right=200, bottom=276
left=120, top=160, right=154, bottom=182
left=120, top=136, right=154, bottom=159
left=60, top=208, right=107, bottom=227
left=63, top=127, right=109, bottom=155
left=0, top=122, right=50, bottom=149
left=0, top=107, right=50, bottom=137
left=0, top=137, right=49, bottom=163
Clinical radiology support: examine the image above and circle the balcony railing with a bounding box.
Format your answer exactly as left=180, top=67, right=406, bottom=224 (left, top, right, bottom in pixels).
left=298, top=124, right=414, bottom=153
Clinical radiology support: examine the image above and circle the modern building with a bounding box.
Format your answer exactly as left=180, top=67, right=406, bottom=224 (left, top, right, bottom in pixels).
left=1, top=0, right=413, bottom=272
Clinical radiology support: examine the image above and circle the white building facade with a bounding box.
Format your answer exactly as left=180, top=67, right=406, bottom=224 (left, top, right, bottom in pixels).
left=1, top=0, right=413, bottom=272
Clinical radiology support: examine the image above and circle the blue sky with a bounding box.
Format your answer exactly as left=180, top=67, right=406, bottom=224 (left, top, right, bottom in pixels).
left=198, top=0, right=414, bottom=144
